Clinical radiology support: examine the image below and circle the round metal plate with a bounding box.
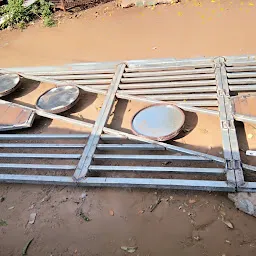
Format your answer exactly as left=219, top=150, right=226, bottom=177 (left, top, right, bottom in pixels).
left=131, top=104, right=185, bottom=141
left=0, top=74, right=20, bottom=97
left=36, top=85, right=80, bottom=114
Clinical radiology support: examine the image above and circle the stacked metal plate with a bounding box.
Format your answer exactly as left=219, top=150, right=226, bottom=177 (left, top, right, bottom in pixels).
left=36, top=85, right=80, bottom=113
left=0, top=74, right=20, bottom=97
left=131, top=104, right=185, bottom=141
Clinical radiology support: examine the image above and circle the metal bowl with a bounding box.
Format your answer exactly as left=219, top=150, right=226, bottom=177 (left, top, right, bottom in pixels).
left=36, top=85, right=80, bottom=114
left=131, top=104, right=185, bottom=141
left=0, top=74, right=20, bottom=97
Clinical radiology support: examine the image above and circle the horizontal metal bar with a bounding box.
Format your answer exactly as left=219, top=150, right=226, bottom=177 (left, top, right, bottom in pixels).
left=89, top=165, right=225, bottom=174
left=228, top=78, right=256, bottom=85
left=0, top=134, right=123, bottom=140
left=246, top=150, right=256, bottom=156
left=229, top=85, right=256, bottom=91
left=0, top=143, right=163, bottom=149
left=0, top=143, right=85, bottom=148
left=226, top=66, right=256, bottom=73
left=119, top=80, right=216, bottom=89
left=123, top=86, right=216, bottom=95
left=224, top=55, right=256, bottom=61
left=225, top=60, right=256, bottom=67
left=24, top=69, right=115, bottom=76
left=0, top=163, right=76, bottom=170
left=123, top=68, right=214, bottom=78
left=80, top=84, right=109, bottom=89
left=242, top=163, right=256, bottom=172
left=0, top=153, right=81, bottom=159
left=0, top=174, right=235, bottom=191
left=147, top=93, right=217, bottom=100
left=0, top=134, right=89, bottom=139
left=127, top=58, right=214, bottom=69
left=53, top=79, right=112, bottom=85
left=167, top=100, right=218, bottom=107
left=237, top=182, right=256, bottom=192
left=2, top=62, right=118, bottom=73
left=233, top=114, right=256, bottom=125
left=97, top=144, right=164, bottom=150
left=121, top=74, right=216, bottom=83
left=40, top=74, right=113, bottom=80
left=227, top=72, right=256, bottom=79
left=126, top=64, right=214, bottom=73
left=117, top=93, right=219, bottom=115
left=93, top=154, right=209, bottom=161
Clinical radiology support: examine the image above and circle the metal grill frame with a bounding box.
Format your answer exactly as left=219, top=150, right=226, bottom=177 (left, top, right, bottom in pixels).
left=0, top=55, right=256, bottom=192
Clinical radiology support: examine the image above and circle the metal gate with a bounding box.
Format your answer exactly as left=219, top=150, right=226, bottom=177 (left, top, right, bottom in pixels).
left=0, top=55, right=255, bottom=192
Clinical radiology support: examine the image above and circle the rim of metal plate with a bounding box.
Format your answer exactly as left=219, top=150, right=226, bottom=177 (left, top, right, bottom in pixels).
left=35, top=85, right=80, bottom=114
left=131, top=103, right=185, bottom=141
left=0, top=74, right=21, bottom=97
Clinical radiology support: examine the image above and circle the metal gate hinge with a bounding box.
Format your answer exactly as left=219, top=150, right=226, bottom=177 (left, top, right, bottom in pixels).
left=221, top=120, right=230, bottom=129
left=217, top=89, right=224, bottom=96
left=221, top=120, right=235, bottom=130
left=226, top=160, right=242, bottom=170
left=217, top=89, right=228, bottom=96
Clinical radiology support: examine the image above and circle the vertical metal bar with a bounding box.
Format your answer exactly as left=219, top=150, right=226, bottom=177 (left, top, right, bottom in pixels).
left=215, top=58, right=244, bottom=186
left=73, top=63, right=126, bottom=180
left=215, top=58, right=236, bottom=186
left=220, top=62, right=244, bottom=186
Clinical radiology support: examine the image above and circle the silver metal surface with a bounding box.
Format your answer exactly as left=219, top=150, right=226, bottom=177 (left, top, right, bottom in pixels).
left=0, top=55, right=255, bottom=192
left=1, top=71, right=217, bottom=115
left=0, top=174, right=235, bottom=192
left=234, top=114, right=256, bottom=125
left=0, top=163, right=76, bottom=170
left=121, top=73, right=215, bottom=83
left=0, top=134, right=122, bottom=140
left=40, top=74, right=113, bottom=80
left=146, top=93, right=217, bottom=100
left=123, top=68, right=214, bottom=77
left=122, top=86, right=216, bottom=95
left=73, top=63, right=126, bottom=180
left=93, top=154, right=208, bottom=161
left=229, top=85, right=256, bottom=91
left=246, top=150, right=256, bottom=156
left=0, top=74, right=20, bottom=96
left=36, top=85, right=80, bottom=113
left=0, top=153, right=81, bottom=159
left=119, top=80, right=216, bottom=89
left=89, top=165, right=225, bottom=174
left=0, top=143, right=163, bottom=150
left=0, top=99, right=223, bottom=163
left=131, top=104, right=185, bottom=141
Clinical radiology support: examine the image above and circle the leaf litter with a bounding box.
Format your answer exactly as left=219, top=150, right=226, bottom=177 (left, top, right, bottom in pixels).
left=121, top=246, right=138, bottom=253
left=22, top=238, right=34, bottom=256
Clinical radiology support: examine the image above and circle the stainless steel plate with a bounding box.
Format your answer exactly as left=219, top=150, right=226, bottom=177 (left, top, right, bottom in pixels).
left=36, top=85, right=80, bottom=114
left=0, top=74, right=20, bottom=97
left=131, top=104, right=185, bottom=141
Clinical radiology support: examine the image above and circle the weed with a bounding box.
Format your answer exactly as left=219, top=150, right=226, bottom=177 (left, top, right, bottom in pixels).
left=0, top=0, right=55, bottom=29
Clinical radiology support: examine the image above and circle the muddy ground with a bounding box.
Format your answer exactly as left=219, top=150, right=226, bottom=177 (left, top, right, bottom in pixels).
left=1, top=1, right=256, bottom=255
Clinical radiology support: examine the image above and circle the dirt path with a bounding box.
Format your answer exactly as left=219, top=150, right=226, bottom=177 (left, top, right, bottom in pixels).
left=0, top=1, right=256, bottom=255
left=1, top=0, right=256, bottom=67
